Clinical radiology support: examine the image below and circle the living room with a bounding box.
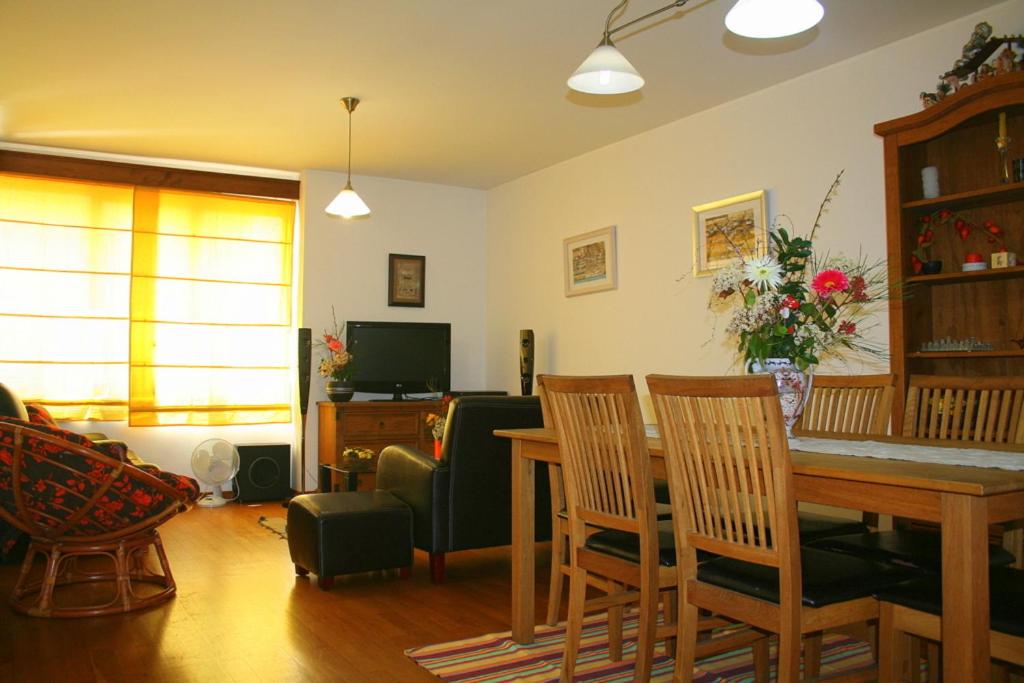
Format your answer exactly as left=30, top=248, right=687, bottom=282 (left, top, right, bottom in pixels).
left=3, top=0, right=1024, bottom=680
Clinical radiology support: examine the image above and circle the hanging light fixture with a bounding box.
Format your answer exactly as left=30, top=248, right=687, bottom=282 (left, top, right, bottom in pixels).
left=325, top=96, right=371, bottom=219
left=725, top=0, right=824, bottom=39
left=568, top=0, right=825, bottom=95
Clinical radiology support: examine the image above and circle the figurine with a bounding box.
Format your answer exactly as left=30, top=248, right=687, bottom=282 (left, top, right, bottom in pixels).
left=994, top=46, right=1016, bottom=74
left=963, top=22, right=993, bottom=60
left=920, top=91, right=939, bottom=108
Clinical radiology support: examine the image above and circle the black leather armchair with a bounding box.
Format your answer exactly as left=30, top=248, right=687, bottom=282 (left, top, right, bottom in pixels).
left=376, top=395, right=551, bottom=583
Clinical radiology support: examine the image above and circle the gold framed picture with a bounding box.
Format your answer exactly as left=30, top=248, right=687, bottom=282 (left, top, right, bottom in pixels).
left=692, top=190, right=767, bottom=276
left=388, top=253, right=425, bottom=307
left=564, top=226, right=617, bottom=297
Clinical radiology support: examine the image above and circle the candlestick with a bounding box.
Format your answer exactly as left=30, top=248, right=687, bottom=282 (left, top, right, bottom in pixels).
left=997, top=111, right=1011, bottom=184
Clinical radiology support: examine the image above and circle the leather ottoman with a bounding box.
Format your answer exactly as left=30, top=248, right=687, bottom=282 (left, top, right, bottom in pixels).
left=287, top=491, right=413, bottom=590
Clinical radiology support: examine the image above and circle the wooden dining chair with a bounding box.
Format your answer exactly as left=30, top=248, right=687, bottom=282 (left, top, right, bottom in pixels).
left=902, top=375, right=1024, bottom=444
left=648, top=374, right=917, bottom=682
left=794, top=373, right=895, bottom=437
left=539, top=374, right=677, bottom=680
left=539, top=381, right=675, bottom=627
left=877, top=566, right=1024, bottom=682
left=812, top=374, right=1022, bottom=573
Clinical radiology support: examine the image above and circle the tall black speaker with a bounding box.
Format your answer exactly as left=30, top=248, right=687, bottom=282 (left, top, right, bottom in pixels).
left=519, top=329, right=534, bottom=396
left=298, top=327, right=312, bottom=416
left=234, top=443, right=291, bottom=502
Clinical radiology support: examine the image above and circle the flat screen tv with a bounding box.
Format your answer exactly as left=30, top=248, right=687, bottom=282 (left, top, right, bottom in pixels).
left=346, top=321, right=451, bottom=400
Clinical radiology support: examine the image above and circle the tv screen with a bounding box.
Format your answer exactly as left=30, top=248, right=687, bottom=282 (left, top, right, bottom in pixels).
left=346, top=321, right=451, bottom=399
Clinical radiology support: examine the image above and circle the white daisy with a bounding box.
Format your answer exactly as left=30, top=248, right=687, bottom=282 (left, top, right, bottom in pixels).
left=743, top=255, right=784, bottom=291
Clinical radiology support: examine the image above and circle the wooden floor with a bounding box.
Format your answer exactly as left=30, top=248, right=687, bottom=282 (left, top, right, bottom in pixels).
left=0, top=502, right=554, bottom=682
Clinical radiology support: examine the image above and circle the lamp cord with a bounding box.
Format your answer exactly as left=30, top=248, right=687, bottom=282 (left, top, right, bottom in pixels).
left=347, top=107, right=353, bottom=184
left=606, top=0, right=690, bottom=38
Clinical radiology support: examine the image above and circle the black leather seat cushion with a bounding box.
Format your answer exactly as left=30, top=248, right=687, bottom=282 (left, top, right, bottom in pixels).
left=797, top=512, right=869, bottom=542
left=809, top=530, right=1016, bottom=573
left=698, top=546, right=919, bottom=608
left=585, top=520, right=678, bottom=567
left=287, top=491, right=413, bottom=578
left=584, top=520, right=716, bottom=567
left=875, top=566, right=1024, bottom=638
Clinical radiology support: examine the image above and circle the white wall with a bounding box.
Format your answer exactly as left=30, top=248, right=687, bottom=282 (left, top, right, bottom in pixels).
left=300, top=170, right=488, bottom=489
left=484, top=1, right=1024, bottom=418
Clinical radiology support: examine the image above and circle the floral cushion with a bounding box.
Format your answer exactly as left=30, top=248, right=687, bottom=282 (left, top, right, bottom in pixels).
left=0, top=418, right=199, bottom=543
left=25, top=404, right=56, bottom=427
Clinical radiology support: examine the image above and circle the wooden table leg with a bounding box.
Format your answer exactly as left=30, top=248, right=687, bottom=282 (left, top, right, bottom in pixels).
left=511, top=439, right=536, bottom=644
left=941, top=493, right=990, bottom=681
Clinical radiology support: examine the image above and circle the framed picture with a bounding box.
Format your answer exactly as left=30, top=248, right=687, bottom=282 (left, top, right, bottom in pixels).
left=388, top=253, right=425, bottom=307
left=564, top=226, right=617, bottom=297
left=692, top=190, right=767, bottom=276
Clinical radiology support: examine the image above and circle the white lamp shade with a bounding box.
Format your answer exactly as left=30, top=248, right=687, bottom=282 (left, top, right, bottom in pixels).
left=725, top=0, right=824, bottom=39
left=325, top=184, right=371, bottom=218
left=567, top=43, right=644, bottom=95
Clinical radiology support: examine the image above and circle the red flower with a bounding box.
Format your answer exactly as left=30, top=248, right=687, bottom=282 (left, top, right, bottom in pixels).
left=781, top=295, right=800, bottom=310
left=920, top=215, right=931, bottom=223
left=838, top=320, right=857, bottom=335
left=938, top=209, right=953, bottom=220
left=327, top=339, right=343, bottom=353
left=811, top=269, right=850, bottom=297
left=786, top=326, right=795, bottom=334
left=850, top=276, right=868, bottom=302
left=910, top=255, right=923, bottom=274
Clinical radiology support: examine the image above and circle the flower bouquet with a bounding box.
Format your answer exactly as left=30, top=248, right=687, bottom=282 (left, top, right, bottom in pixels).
left=317, top=307, right=355, bottom=401
left=709, top=172, right=888, bottom=429
left=425, top=395, right=453, bottom=459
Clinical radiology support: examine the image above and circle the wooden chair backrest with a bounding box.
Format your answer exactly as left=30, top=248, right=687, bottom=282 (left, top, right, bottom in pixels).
left=903, top=375, right=1024, bottom=444
left=647, top=375, right=799, bottom=575
left=538, top=375, right=657, bottom=538
left=795, top=373, right=895, bottom=436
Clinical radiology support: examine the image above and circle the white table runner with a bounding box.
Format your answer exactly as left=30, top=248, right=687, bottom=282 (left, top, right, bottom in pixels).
left=788, top=436, right=1024, bottom=472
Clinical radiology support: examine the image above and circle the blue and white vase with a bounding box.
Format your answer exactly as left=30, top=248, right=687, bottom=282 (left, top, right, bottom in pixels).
left=750, top=358, right=813, bottom=435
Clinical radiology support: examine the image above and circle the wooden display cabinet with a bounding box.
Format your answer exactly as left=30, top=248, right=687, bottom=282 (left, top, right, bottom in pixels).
left=876, top=72, right=1024, bottom=426
left=317, top=399, right=442, bottom=491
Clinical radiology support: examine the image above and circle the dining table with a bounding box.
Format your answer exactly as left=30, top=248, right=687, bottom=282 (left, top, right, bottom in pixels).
left=495, top=427, right=1024, bottom=682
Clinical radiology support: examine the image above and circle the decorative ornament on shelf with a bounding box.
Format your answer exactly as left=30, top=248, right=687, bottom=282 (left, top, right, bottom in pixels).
left=708, top=171, right=889, bottom=432
left=317, top=307, right=355, bottom=402
left=912, top=208, right=1005, bottom=275
left=919, top=23, right=1023, bottom=109
left=425, top=395, right=453, bottom=460
left=341, top=447, right=375, bottom=464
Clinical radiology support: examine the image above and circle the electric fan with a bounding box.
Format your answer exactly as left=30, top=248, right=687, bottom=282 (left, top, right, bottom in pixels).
left=191, top=438, right=241, bottom=508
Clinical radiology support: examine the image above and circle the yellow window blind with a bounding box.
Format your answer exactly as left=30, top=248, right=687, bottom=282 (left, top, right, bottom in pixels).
left=0, top=172, right=296, bottom=427
left=129, top=187, right=294, bottom=426
left=0, top=173, right=133, bottom=420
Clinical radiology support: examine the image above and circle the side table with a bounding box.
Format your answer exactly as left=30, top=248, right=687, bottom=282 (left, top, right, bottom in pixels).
left=319, top=459, right=375, bottom=493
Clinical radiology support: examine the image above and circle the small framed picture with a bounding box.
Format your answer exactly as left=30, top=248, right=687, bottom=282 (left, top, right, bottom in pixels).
left=388, top=253, right=425, bottom=307
left=564, top=226, right=617, bottom=297
left=692, top=190, right=767, bottom=276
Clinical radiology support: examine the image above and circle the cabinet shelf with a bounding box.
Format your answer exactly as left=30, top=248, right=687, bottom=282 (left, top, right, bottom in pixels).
left=905, top=265, right=1024, bottom=285
left=902, top=182, right=1024, bottom=212
left=907, top=350, right=1024, bottom=359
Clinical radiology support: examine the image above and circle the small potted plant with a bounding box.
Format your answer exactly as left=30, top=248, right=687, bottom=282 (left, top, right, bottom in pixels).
left=317, top=308, right=355, bottom=402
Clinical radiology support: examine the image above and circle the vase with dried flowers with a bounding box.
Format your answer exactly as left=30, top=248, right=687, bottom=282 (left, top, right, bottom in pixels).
left=317, top=307, right=355, bottom=402
left=709, top=171, right=888, bottom=431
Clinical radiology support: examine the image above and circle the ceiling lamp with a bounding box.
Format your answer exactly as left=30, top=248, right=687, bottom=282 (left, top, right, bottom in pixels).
left=568, top=0, right=825, bottom=95
left=325, top=97, right=371, bottom=219
left=725, top=0, right=824, bottom=39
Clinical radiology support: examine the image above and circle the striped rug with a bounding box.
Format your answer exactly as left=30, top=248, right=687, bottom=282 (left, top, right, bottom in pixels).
left=406, top=612, right=874, bottom=682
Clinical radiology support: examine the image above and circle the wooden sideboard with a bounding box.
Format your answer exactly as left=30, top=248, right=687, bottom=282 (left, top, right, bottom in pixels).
left=317, top=400, right=441, bottom=490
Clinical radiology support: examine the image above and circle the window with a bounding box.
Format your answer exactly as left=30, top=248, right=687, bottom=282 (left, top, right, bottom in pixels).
left=0, top=170, right=296, bottom=426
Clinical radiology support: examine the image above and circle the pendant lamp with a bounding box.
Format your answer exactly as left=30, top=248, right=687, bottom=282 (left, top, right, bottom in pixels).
left=325, top=97, right=371, bottom=219
left=568, top=0, right=824, bottom=95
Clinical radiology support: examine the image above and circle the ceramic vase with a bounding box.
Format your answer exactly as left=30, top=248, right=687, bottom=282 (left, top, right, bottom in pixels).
left=750, top=358, right=813, bottom=435
left=325, top=379, right=354, bottom=402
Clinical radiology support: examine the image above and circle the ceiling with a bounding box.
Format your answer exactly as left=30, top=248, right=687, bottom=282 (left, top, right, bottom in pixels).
left=0, top=0, right=1005, bottom=189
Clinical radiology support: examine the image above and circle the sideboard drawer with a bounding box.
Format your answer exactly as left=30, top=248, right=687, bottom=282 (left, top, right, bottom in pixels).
left=341, top=412, right=419, bottom=436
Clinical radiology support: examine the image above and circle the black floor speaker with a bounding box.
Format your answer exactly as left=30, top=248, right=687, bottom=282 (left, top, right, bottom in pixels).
left=233, top=443, right=291, bottom=502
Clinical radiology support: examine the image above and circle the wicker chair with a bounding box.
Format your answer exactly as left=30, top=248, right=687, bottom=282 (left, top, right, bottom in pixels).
left=0, top=418, right=197, bottom=617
